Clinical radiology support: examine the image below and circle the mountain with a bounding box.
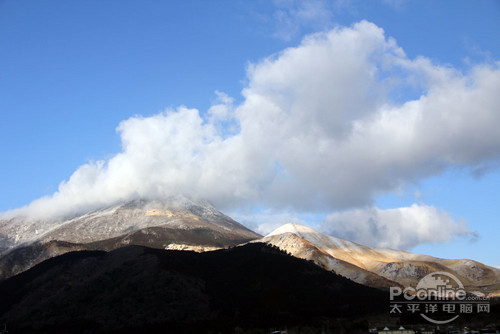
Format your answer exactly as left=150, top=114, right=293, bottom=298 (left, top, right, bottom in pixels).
left=0, top=196, right=260, bottom=280
left=2, top=199, right=499, bottom=298
left=0, top=242, right=387, bottom=333
left=260, top=231, right=401, bottom=291
left=261, top=223, right=500, bottom=296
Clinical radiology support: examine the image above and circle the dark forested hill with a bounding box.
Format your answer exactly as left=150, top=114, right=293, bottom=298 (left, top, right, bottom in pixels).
left=0, top=243, right=387, bottom=333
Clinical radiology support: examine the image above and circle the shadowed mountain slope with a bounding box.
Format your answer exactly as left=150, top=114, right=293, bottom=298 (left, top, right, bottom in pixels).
left=0, top=243, right=387, bottom=333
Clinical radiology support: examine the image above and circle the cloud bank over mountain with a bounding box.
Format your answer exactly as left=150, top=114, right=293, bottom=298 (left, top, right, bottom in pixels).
left=321, top=204, right=474, bottom=250
left=4, top=21, right=500, bottom=249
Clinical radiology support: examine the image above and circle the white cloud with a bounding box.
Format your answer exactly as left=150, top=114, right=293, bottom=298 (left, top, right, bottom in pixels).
left=320, top=204, right=474, bottom=250
left=2, top=21, right=499, bottom=249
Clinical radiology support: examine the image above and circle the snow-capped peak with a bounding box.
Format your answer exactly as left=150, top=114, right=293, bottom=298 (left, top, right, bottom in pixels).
left=267, top=223, right=318, bottom=237
left=267, top=223, right=368, bottom=252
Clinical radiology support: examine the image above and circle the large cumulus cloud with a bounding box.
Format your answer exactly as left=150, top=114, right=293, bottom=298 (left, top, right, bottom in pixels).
left=3, top=21, right=500, bottom=249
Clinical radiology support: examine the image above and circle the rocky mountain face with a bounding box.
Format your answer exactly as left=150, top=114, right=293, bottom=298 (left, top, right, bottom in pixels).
left=261, top=223, right=500, bottom=297
left=0, top=196, right=261, bottom=280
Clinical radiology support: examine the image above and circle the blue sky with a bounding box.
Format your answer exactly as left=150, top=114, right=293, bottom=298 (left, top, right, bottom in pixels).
left=1, top=1, right=499, bottom=266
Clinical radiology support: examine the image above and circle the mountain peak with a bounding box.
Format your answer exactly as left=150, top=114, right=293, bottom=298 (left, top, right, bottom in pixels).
left=0, top=196, right=260, bottom=253
left=267, top=222, right=318, bottom=236
left=0, top=196, right=261, bottom=281
left=267, top=223, right=369, bottom=253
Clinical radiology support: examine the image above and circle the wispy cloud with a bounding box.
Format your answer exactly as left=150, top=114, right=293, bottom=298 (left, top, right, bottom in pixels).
left=271, top=0, right=334, bottom=41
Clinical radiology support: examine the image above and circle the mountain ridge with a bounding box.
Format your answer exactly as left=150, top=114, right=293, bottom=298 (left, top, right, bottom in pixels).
left=0, top=197, right=260, bottom=281
left=261, top=223, right=500, bottom=296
